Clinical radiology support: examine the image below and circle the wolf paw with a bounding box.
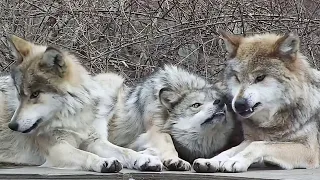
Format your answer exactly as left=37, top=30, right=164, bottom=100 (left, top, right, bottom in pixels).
left=193, top=158, right=220, bottom=173
left=134, top=154, right=162, bottom=172
left=99, top=158, right=123, bottom=173
left=193, top=154, right=231, bottom=173
left=163, top=157, right=191, bottom=171
left=221, top=157, right=250, bottom=172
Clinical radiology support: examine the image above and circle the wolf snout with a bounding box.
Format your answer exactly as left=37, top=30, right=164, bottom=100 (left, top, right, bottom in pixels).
left=8, top=122, right=19, bottom=131
left=234, top=98, right=250, bottom=112
left=8, top=119, right=42, bottom=133
left=234, top=98, right=262, bottom=117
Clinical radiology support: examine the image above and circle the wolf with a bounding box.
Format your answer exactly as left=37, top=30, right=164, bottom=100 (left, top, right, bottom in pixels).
left=108, top=65, right=243, bottom=171
left=0, top=35, right=162, bottom=172
left=193, top=30, right=320, bottom=173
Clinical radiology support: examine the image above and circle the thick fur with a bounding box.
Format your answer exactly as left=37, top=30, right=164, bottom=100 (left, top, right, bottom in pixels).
left=109, top=65, right=243, bottom=171
left=0, top=35, right=162, bottom=172
left=193, top=31, right=320, bottom=173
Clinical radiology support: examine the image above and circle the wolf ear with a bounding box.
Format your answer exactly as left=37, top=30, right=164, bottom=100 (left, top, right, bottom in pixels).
left=1, top=35, right=33, bottom=64
left=218, top=30, right=242, bottom=57
left=40, top=47, right=67, bottom=77
left=273, top=33, right=300, bottom=59
left=159, top=88, right=182, bottom=110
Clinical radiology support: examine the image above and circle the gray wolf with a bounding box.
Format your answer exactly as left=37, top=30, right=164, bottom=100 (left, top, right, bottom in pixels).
left=193, top=30, right=320, bottom=172
left=0, top=35, right=162, bottom=172
left=108, top=65, right=243, bottom=171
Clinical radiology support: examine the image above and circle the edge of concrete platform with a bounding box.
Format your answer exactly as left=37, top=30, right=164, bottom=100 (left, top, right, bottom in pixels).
left=2, top=166, right=320, bottom=180
left=0, top=173, right=272, bottom=180
left=0, top=166, right=280, bottom=180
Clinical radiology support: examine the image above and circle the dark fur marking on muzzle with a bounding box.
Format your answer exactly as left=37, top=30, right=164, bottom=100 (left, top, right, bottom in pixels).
left=22, top=118, right=42, bottom=133
left=201, top=110, right=226, bottom=126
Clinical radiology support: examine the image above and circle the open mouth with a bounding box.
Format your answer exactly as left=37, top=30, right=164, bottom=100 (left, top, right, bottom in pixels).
left=22, top=119, right=42, bottom=133
left=238, top=102, right=261, bottom=117
left=201, top=110, right=226, bottom=126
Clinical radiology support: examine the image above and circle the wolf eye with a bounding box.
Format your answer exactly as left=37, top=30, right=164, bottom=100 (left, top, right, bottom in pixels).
left=255, top=75, right=266, bottom=83
left=30, top=91, right=40, bottom=99
left=213, top=99, right=221, bottom=105
left=191, top=103, right=202, bottom=108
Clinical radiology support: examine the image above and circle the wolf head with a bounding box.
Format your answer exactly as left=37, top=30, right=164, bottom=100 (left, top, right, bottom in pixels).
left=220, top=30, right=307, bottom=121
left=159, top=86, right=228, bottom=132
left=2, top=35, right=79, bottom=133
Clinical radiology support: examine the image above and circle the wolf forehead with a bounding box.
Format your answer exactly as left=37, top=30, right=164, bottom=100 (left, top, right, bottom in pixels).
left=10, top=66, right=63, bottom=96
left=189, top=88, right=223, bottom=98
left=175, top=87, right=225, bottom=104
left=10, top=47, right=65, bottom=96
left=221, top=31, right=304, bottom=79
left=225, top=57, right=287, bottom=79
left=236, top=34, right=284, bottom=59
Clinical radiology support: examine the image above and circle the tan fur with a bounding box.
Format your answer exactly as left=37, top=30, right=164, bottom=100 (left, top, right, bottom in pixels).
left=11, top=35, right=32, bottom=58
left=61, top=53, right=87, bottom=87
left=193, top=31, right=320, bottom=173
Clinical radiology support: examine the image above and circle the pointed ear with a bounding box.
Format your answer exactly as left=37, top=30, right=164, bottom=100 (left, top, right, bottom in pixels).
left=159, top=88, right=182, bottom=110
left=218, top=30, right=243, bottom=57
left=39, top=47, right=67, bottom=77
left=1, top=35, right=33, bottom=64
left=273, top=33, right=300, bottom=59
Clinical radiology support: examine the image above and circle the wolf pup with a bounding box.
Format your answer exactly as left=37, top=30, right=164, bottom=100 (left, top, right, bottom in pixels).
left=193, top=30, right=320, bottom=173
left=0, top=35, right=162, bottom=172
left=109, top=65, right=243, bottom=171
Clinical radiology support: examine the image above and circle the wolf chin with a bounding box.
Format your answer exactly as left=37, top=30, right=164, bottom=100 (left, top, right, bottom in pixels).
left=193, top=30, right=320, bottom=173
left=0, top=35, right=163, bottom=172
left=109, top=65, right=243, bottom=171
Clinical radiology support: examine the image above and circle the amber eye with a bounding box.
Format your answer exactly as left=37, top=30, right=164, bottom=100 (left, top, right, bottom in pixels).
left=30, top=91, right=40, bottom=99
left=255, top=75, right=266, bottom=83
left=191, top=103, right=202, bottom=108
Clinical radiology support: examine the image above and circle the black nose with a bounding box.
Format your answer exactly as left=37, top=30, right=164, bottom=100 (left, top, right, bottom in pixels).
left=8, top=122, right=19, bottom=131
left=234, top=98, right=250, bottom=112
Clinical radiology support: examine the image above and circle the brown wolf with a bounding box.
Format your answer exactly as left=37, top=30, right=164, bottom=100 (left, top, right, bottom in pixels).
left=193, top=30, right=320, bottom=172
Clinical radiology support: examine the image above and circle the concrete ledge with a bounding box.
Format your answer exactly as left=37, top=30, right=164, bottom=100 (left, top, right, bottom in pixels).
left=0, top=166, right=318, bottom=180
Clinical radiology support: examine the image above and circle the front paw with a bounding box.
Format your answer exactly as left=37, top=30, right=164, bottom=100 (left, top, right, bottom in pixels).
left=221, top=157, right=251, bottom=172
left=100, top=157, right=123, bottom=173
left=193, top=158, right=220, bottom=173
left=193, top=155, right=229, bottom=173
left=163, top=157, right=191, bottom=171
left=134, top=154, right=163, bottom=172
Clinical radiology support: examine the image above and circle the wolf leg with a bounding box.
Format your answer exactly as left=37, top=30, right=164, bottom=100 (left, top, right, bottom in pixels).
left=41, top=141, right=122, bottom=173
left=84, top=139, right=163, bottom=171
left=221, top=141, right=319, bottom=172
left=131, top=129, right=191, bottom=171
left=193, top=140, right=250, bottom=172
left=156, top=132, right=192, bottom=171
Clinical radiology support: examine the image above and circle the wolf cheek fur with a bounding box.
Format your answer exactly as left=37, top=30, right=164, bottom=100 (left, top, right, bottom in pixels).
left=0, top=35, right=163, bottom=172
left=193, top=30, right=320, bottom=173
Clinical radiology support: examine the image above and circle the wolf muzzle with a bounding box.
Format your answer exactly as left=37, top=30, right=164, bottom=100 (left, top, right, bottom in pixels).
left=8, top=118, right=42, bottom=133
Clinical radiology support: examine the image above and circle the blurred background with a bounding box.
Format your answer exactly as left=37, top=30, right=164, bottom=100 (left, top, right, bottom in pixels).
left=0, top=0, right=319, bottom=84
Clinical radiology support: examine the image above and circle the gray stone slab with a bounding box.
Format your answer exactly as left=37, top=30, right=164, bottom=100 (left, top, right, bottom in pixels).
left=0, top=166, right=318, bottom=180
